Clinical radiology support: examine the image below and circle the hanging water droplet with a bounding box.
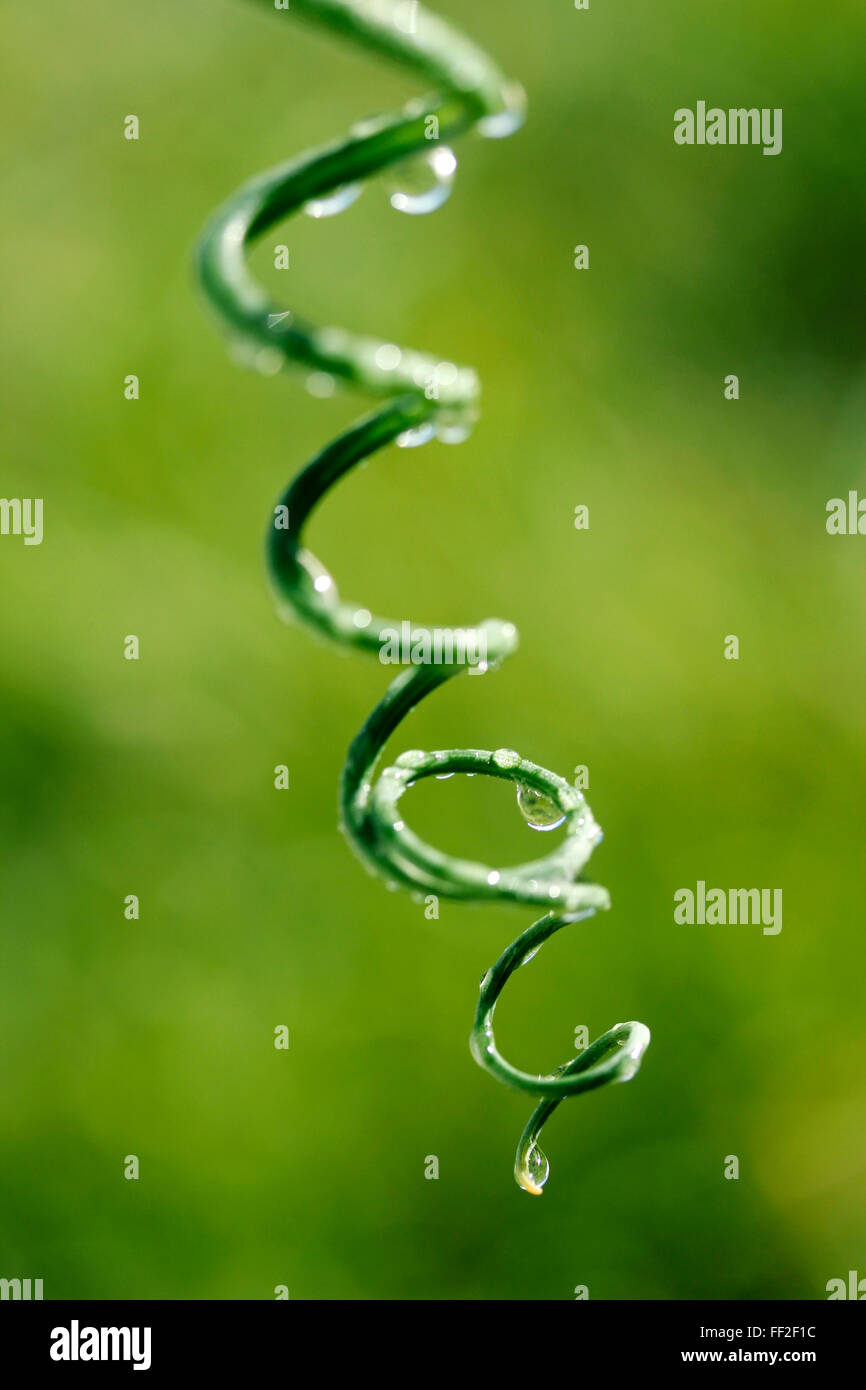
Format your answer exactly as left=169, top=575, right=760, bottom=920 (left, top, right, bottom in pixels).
left=518, top=1143, right=549, bottom=1195
left=384, top=146, right=457, bottom=215
left=396, top=422, right=436, bottom=448
left=516, top=783, right=565, bottom=831
left=303, top=183, right=363, bottom=219
left=435, top=405, right=478, bottom=445
left=477, top=83, right=528, bottom=140
left=617, top=1053, right=640, bottom=1083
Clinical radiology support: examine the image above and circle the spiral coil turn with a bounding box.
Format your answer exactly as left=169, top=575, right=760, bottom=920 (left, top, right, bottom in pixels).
left=197, top=0, right=649, bottom=1194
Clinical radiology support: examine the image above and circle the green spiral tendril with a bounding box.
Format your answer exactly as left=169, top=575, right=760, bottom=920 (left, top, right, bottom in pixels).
left=196, top=0, right=649, bottom=1195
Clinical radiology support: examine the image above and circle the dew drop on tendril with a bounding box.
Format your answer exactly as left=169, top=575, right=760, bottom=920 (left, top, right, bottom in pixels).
left=306, top=371, right=336, bottom=398
left=395, top=749, right=426, bottom=769
left=396, top=422, right=436, bottom=448
left=384, top=146, right=457, bottom=214
left=435, top=406, right=477, bottom=445
left=516, top=783, right=566, bottom=831
left=519, top=1144, right=550, bottom=1195
left=477, top=82, right=528, bottom=140
left=303, top=183, right=363, bottom=219
left=493, top=748, right=520, bottom=769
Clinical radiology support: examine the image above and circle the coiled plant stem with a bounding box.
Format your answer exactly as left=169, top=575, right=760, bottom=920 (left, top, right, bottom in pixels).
left=196, top=0, right=649, bottom=1195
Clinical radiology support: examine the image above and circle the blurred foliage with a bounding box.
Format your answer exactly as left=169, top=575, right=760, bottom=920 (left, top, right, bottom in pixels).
left=1, top=0, right=864, bottom=1299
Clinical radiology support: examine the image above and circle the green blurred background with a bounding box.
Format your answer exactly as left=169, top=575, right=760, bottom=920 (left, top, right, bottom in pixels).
left=2, top=0, right=865, bottom=1299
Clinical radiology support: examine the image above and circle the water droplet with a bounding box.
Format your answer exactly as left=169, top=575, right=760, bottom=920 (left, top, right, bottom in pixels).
left=477, top=83, right=528, bottom=140
left=396, top=422, right=436, bottom=448
left=306, top=371, right=336, bottom=398
left=255, top=346, right=284, bottom=376
left=493, top=748, right=520, bottom=770
left=487, top=870, right=501, bottom=886
left=434, top=361, right=459, bottom=388
left=384, top=146, right=457, bottom=215
left=395, top=749, right=426, bottom=769
left=315, top=327, right=349, bottom=356
left=303, top=183, right=363, bottom=219
left=374, top=342, right=402, bottom=371
left=352, top=608, right=372, bottom=629
left=435, top=405, right=477, bottom=445
left=516, top=784, right=566, bottom=831
left=518, top=1143, right=549, bottom=1195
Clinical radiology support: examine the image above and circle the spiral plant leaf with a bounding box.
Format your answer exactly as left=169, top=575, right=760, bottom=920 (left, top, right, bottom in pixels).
left=196, top=0, right=650, bottom=1194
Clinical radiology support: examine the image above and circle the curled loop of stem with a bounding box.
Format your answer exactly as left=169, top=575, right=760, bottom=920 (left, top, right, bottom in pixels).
left=196, top=0, right=649, bottom=1194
